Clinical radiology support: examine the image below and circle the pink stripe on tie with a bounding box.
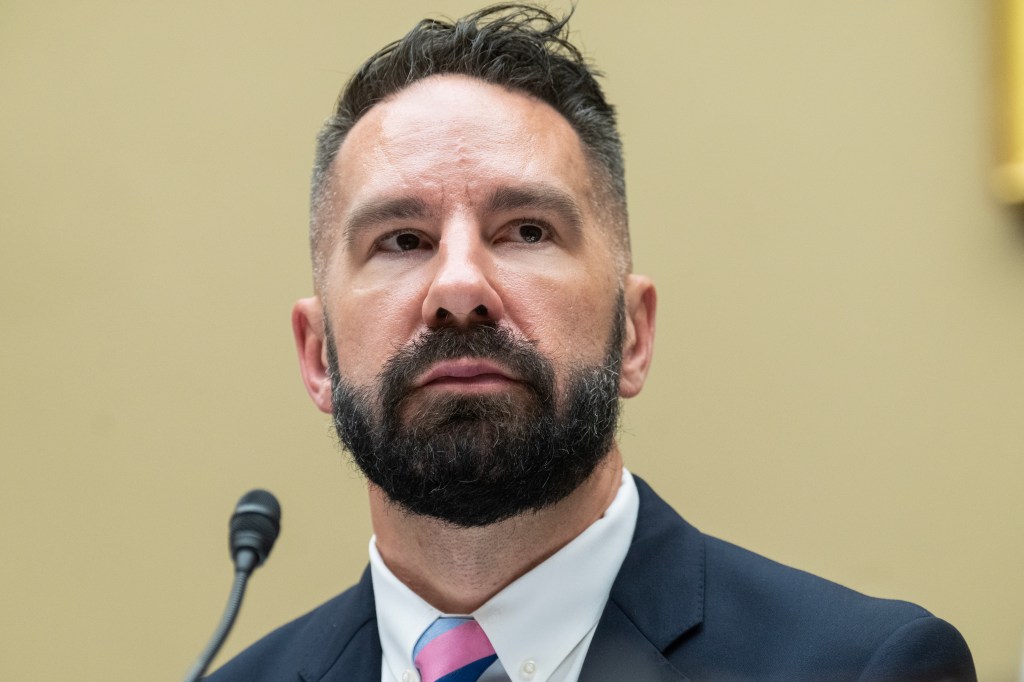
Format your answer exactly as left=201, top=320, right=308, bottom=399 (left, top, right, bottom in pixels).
left=415, top=620, right=495, bottom=682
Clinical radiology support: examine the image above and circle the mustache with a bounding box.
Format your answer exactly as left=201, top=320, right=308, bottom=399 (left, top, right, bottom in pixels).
left=377, top=323, right=556, bottom=413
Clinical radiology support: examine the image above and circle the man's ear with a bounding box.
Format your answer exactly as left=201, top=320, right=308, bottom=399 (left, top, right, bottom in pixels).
left=619, top=274, right=657, bottom=398
left=292, top=297, right=333, bottom=414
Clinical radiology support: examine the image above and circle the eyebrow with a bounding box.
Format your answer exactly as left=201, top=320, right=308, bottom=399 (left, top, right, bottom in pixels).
left=485, top=184, right=585, bottom=236
left=343, top=196, right=433, bottom=247
left=341, top=184, right=586, bottom=247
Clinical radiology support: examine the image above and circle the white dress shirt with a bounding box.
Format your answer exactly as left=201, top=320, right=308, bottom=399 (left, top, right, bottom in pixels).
left=371, top=469, right=640, bottom=682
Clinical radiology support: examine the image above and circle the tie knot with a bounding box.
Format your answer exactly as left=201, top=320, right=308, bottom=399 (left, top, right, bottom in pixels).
left=413, top=617, right=497, bottom=682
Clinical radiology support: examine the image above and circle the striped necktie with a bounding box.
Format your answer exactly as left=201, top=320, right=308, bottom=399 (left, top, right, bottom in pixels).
left=413, top=617, right=498, bottom=682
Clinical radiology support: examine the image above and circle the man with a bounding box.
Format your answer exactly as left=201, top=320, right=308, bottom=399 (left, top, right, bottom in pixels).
left=210, top=5, right=975, bottom=681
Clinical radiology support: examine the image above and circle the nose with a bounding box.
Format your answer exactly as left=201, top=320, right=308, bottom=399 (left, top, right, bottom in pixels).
left=421, top=225, right=504, bottom=327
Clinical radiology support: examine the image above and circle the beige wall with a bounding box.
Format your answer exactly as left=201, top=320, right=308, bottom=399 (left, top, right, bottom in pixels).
left=2, top=1, right=1022, bottom=679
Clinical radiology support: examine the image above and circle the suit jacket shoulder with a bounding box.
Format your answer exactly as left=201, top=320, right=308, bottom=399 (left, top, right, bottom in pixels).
left=582, top=476, right=976, bottom=681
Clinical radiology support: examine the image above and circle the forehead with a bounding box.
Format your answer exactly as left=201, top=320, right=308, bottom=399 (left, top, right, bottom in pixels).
left=329, top=75, right=596, bottom=220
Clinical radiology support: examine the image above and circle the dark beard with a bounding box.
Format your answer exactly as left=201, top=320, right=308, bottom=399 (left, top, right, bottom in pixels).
left=326, top=298, right=625, bottom=528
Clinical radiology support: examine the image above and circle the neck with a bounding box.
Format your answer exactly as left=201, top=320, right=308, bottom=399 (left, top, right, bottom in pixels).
left=370, top=448, right=623, bottom=614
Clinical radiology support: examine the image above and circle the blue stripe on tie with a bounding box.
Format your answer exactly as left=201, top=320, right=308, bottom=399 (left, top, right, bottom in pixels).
left=413, top=617, right=472, bottom=659
left=434, top=654, right=498, bottom=682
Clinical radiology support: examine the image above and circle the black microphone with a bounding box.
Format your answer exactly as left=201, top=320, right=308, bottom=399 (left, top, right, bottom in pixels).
left=229, top=489, right=281, bottom=573
left=184, top=489, right=281, bottom=682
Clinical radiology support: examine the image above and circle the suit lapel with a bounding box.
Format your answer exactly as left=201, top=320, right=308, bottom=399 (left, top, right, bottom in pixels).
left=579, top=600, right=690, bottom=681
left=297, top=567, right=382, bottom=682
left=311, top=618, right=381, bottom=682
left=579, top=476, right=705, bottom=681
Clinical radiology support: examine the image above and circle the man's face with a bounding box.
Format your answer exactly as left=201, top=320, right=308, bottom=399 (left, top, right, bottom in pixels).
left=297, top=75, right=652, bottom=525
left=323, top=75, right=623, bottom=396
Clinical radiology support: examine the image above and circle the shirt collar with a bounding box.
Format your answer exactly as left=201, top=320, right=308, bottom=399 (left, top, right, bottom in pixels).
left=370, top=469, right=639, bottom=682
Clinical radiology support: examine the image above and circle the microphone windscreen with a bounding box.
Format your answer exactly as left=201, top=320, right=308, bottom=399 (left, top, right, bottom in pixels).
left=229, top=489, right=281, bottom=567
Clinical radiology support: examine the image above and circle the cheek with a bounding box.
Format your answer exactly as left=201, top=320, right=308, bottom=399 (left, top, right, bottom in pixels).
left=497, top=265, right=617, bottom=365
left=328, top=281, right=425, bottom=386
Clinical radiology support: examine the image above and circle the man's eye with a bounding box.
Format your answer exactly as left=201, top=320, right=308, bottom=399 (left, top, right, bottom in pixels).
left=396, top=233, right=421, bottom=250
left=378, top=231, right=430, bottom=253
left=511, top=222, right=547, bottom=244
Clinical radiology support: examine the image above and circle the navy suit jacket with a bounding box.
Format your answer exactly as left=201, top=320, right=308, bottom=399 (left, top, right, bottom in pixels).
left=208, top=477, right=976, bottom=681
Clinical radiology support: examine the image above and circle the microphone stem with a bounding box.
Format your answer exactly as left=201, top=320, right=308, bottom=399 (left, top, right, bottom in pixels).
left=183, top=566, right=252, bottom=682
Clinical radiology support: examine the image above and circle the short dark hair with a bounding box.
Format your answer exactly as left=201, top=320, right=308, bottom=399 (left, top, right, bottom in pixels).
left=309, top=3, right=628, bottom=279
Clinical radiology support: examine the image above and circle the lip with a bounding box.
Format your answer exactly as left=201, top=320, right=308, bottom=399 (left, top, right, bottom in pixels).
left=414, top=359, right=519, bottom=388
